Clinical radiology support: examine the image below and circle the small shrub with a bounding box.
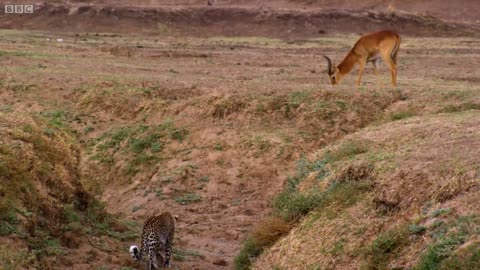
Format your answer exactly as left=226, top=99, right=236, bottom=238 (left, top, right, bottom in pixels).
left=409, top=224, right=427, bottom=235
left=160, top=120, right=188, bottom=141
left=287, top=90, right=310, bottom=109
left=366, top=226, right=409, bottom=269
left=0, top=201, right=19, bottom=236
left=416, top=234, right=466, bottom=270
left=0, top=221, right=17, bottom=235
left=440, top=242, right=480, bottom=270
left=214, top=143, right=224, bottom=151
left=129, top=133, right=162, bottom=154
left=273, top=191, right=323, bottom=221
left=438, top=103, right=480, bottom=114
left=234, top=238, right=263, bottom=270
left=198, top=176, right=210, bottom=182
left=84, top=126, right=95, bottom=133
left=431, top=208, right=452, bottom=218
left=390, top=110, right=415, bottom=121
left=172, top=247, right=202, bottom=262
left=212, top=96, right=246, bottom=118
left=330, top=140, right=370, bottom=162
left=0, top=245, right=37, bottom=269
left=174, top=193, right=202, bottom=205
left=44, top=239, right=63, bottom=256
left=415, top=215, right=479, bottom=270
left=63, top=204, right=80, bottom=223
left=251, top=217, right=291, bottom=247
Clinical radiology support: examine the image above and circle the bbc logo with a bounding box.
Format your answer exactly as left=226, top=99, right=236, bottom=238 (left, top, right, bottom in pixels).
left=5, top=5, right=34, bottom=14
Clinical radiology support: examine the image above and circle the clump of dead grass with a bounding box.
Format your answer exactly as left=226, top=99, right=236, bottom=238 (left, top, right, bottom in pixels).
left=252, top=217, right=292, bottom=247
left=234, top=217, right=292, bottom=270
left=211, top=95, right=246, bottom=118
left=78, top=80, right=168, bottom=120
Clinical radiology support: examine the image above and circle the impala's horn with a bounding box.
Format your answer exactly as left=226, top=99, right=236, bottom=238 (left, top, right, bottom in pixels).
left=322, top=55, right=333, bottom=75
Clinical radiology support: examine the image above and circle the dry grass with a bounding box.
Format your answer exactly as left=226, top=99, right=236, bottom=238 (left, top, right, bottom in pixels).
left=234, top=217, right=291, bottom=270
left=254, top=111, right=480, bottom=269
left=252, top=217, right=292, bottom=247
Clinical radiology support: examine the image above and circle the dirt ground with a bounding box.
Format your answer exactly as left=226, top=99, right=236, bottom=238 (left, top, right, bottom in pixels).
left=5, top=0, right=480, bottom=24
left=1, top=28, right=479, bottom=269
left=1, top=1, right=479, bottom=38
left=1, top=1, right=480, bottom=270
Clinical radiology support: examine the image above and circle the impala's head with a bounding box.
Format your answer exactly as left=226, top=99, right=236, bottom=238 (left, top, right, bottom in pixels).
left=322, top=55, right=340, bottom=85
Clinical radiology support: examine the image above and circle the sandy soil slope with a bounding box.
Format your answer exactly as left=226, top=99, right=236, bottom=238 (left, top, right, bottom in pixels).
left=0, top=2, right=478, bottom=38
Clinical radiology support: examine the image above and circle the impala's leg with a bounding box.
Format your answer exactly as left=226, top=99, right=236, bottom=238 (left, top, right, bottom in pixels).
left=380, top=52, right=397, bottom=87
left=371, top=59, right=383, bottom=88
left=356, top=60, right=366, bottom=87
left=391, top=53, right=398, bottom=86
left=389, top=61, right=397, bottom=87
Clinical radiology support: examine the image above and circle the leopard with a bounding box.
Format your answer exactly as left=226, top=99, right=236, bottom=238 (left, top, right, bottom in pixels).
left=129, top=212, right=175, bottom=269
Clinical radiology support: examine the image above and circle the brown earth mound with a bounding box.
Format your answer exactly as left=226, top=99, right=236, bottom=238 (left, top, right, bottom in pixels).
left=21, top=0, right=480, bottom=25
left=0, top=110, right=138, bottom=269
left=0, top=3, right=478, bottom=38
left=255, top=111, right=480, bottom=269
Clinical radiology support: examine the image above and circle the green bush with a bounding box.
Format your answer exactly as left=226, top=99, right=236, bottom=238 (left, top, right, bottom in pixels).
left=273, top=191, right=323, bottom=222
left=174, top=193, right=202, bottom=205
left=416, top=233, right=466, bottom=270
left=440, top=242, right=480, bottom=270
left=366, top=226, right=409, bottom=269
left=390, top=110, right=415, bottom=121
left=234, top=238, right=263, bottom=270
left=329, top=140, right=370, bottom=162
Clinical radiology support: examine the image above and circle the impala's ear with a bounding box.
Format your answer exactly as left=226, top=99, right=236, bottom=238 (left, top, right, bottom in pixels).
left=322, top=55, right=334, bottom=75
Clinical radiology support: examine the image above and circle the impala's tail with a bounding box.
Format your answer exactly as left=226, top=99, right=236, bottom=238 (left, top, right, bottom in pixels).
left=390, top=36, right=401, bottom=64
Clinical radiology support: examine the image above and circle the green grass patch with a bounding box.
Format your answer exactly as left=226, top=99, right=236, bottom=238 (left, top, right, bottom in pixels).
left=0, top=245, right=37, bottom=270
left=214, top=143, right=224, bottom=151
left=437, top=103, right=480, bottom=114
left=91, top=120, right=188, bottom=175
left=174, top=193, right=202, bottom=205
left=172, top=247, right=202, bottom=262
left=364, top=226, right=410, bottom=269
left=391, top=110, right=415, bottom=121
left=243, top=135, right=271, bottom=153
left=83, top=201, right=140, bottom=241
left=440, top=242, right=480, bottom=270
left=415, top=215, right=480, bottom=270
left=431, top=208, right=452, bottom=218
left=234, top=238, right=263, bottom=270
left=409, top=224, right=427, bottom=235
left=328, top=139, right=371, bottom=162
left=288, top=91, right=311, bottom=108
left=198, top=176, right=210, bottom=182
left=5, top=83, right=38, bottom=92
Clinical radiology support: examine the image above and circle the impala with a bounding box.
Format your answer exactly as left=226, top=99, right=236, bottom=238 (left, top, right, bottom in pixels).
left=322, top=30, right=401, bottom=87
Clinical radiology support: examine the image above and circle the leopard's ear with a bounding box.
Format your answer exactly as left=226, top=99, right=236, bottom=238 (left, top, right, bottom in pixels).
left=174, top=215, right=179, bottom=221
